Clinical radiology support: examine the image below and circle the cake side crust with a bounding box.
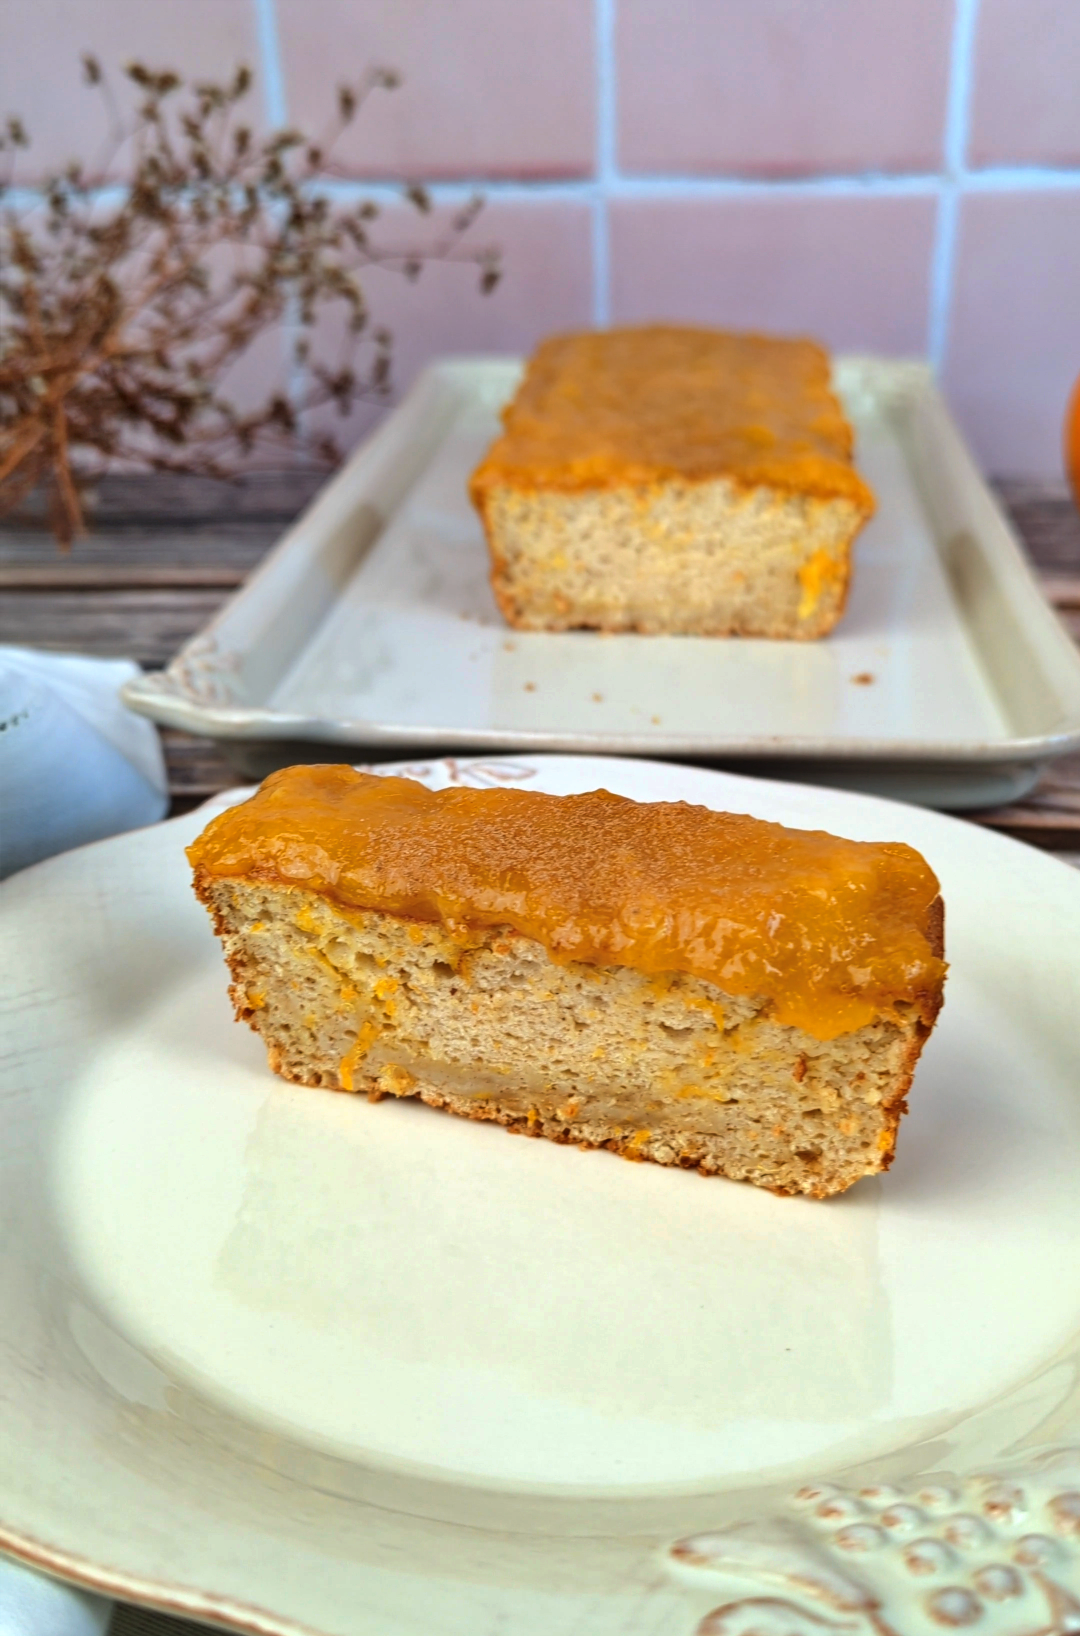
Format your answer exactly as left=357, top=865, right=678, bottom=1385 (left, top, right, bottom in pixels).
left=193, top=874, right=943, bottom=1199
left=476, top=476, right=865, bottom=637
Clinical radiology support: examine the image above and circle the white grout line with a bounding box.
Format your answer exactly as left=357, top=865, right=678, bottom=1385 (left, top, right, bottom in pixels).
left=928, top=0, right=982, bottom=373
left=251, top=0, right=307, bottom=432
left=945, top=0, right=982, bottom=184
left=252, top=0, right=288, bottom=126
left=303, top=173, right=945, bottom=208
left=2, top=184, right=131, bottom=212
left=316, top=171, right=945, bottom=205
left=927, top=210, right=957, bottom=371
left=964, top=164, right=1080, bottom=191
left=245, top=166, right=1080, bottom=208
left=8, top=161, right=1080, bottom=222
left=603, top=171, right=944, bottom=199
left=593, top=0, right=617, bottom=325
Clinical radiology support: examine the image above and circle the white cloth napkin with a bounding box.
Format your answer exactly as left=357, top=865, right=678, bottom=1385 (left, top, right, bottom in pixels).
left=0, top=646, right=168, bottom=879
left=0, top=647, right=166, bottom=1631
left=0, top=1555, right=110, bottom=1636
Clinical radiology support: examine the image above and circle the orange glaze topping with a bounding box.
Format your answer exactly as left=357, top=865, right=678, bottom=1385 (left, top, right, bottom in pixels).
left=469, top=326, right=876, bottom=510
left=188, top=766, right=944, bottom=1042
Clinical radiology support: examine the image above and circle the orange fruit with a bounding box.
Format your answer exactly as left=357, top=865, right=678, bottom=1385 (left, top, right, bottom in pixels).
left=1066, top=372, right=1080, bottom=507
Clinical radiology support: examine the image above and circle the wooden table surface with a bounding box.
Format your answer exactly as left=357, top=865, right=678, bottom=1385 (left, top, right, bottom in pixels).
left=2, top=472, right=1079, bottom=854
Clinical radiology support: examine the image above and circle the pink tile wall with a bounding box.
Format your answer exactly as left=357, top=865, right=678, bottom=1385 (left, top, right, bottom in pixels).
left=4, top=0, right=1080, bottom=476
left=969, top=0, right=1080, bottom=167
left=0, top=0, right=262, bottom=182
left=610, top=194, right=937, bottom=355
left=617, top=0, right=953, bottom=177
left=943, top=192, right=1080, bottom=478
left=307, top=200, right=594, bottom=450
left=276, top=0, right=595, bottom=179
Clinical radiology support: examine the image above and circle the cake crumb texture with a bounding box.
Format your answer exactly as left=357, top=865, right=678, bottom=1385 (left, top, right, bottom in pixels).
left=194, top=881, right=939, bottom=1199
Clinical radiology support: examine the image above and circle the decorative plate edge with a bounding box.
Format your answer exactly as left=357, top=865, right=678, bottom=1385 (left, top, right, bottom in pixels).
left=668, top=1445, right=1080, bottom=1635
left=129, top=632, right=246, bottom=710
left=0, top=1520, right=318, bottom=1636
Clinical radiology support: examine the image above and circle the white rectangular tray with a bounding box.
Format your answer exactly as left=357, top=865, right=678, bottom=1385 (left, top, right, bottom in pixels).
left=124, top=356, right=1080, bottom=809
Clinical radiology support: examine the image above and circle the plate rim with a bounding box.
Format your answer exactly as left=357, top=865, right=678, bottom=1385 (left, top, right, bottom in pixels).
left=0, top=1523, right=316, bottom=1636
left=4, top=753, right=1080, bottom=1636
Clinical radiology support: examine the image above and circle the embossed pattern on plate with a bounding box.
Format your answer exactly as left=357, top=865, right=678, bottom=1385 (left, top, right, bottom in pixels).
left=671, top=1447, right=1080, bottom=1635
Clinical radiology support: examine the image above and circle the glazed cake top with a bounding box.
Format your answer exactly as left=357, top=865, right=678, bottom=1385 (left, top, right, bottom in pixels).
left=469, top=326, right=876, bottom=509
left=188, top=765, right=944, bottom=1041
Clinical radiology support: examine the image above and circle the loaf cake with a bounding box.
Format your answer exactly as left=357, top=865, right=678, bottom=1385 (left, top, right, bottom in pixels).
left=188, top=766, right=945, bottom=1198
left=469, top=325, right=876, bottom=637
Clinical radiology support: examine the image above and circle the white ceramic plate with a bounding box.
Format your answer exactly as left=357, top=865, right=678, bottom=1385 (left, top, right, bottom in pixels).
left=121, top=359, right=1080, bottom=810
left=3, top=755, right=1080, bottom=1636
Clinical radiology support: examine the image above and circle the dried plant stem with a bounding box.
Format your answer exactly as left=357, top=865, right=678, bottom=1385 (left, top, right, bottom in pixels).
left=0, top=57, right=499, bottom=545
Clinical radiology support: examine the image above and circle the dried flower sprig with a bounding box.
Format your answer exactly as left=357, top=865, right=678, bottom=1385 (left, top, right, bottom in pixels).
left=0, top=57, right=499, bottom=544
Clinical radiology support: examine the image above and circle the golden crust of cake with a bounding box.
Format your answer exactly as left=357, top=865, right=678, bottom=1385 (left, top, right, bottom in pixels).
left=186, top=765, right=946, bottom=1042
left=468, top=326, right=876, bottom=510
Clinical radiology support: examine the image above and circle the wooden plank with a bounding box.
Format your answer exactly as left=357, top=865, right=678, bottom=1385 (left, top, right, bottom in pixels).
left=1040, top=574, right=1080, bottom=607
left=995, top=480, right=1080, bottom=572
left=4, top=469, right=327, bottom=526
left=0, top=590, right=230, bottom=667
left=980, top=754, right=1080, bottom=817
left=0, top=566, right=248, bottom=590
left=972, top=749, right=1080, bottom=848
left=1052, top=605, right=1080, bottom=642
left=160, top=729, right=243, bottom=804
left=0, top=521, right=284, bottom=572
